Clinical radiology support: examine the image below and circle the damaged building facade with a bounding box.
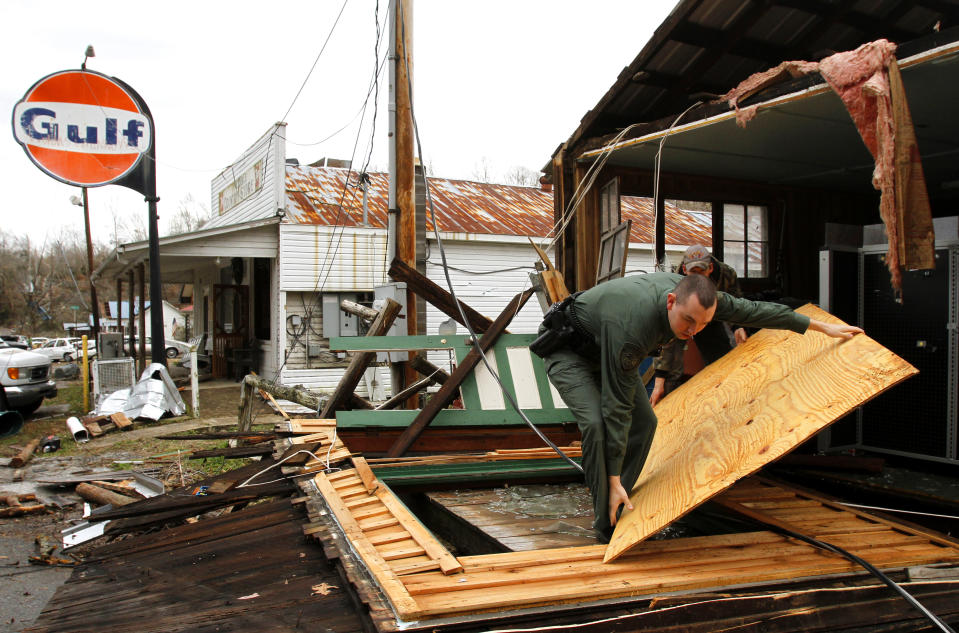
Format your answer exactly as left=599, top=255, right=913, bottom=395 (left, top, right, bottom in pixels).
left=94, top=123, right=716, bottom=391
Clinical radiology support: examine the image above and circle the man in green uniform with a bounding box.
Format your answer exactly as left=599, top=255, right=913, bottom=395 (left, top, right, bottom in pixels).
left=651, top=244, right=746, bottom=405
left=536, top=272, right=862, bottom=542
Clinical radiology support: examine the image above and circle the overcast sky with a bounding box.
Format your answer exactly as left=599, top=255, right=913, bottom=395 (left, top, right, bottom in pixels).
left=2, top=1, right=676, bottom=247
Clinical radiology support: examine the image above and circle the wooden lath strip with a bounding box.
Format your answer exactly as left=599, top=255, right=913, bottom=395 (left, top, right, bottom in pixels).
left=392, top=559, right=442, bottom=576
left=369, top=531, right=415, bottom=547
left=345, top=495, right=382, bottom=510
left=290, top=431, right=336, bottom=445
left=285, top=419, right=337, bottom=434
left=366, top=446, right=584, bottom=469
left=373, top=486, right=463, bottom=575
left=742, top=498, right=827, bottom=510
left=335, top=484, right=371, bottom=498
left=352, top=505, right=393, bottom=521
left=259, top=387, right=290, bottom=420
left=312, top=471, right=421, bottom=618
left=327, top=469, right=360, bottom=483
left=380, top=545, right=428, bottom=561
left=758, top=476, right=959, bottom=549
left=358, top=516, right=401, bottom=531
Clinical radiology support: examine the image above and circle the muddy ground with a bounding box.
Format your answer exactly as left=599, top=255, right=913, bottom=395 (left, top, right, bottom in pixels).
left=0, top=378, right=280, bottom=632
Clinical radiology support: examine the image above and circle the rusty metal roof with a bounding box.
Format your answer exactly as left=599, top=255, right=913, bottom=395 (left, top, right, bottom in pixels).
left=285, top=166, right=711, bottom=245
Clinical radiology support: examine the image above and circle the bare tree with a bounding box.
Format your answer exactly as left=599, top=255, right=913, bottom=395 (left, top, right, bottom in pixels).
left=471, top=157, right=494, bottom=183
left=503, top=166, right=541, bottom=187
left=112, top=207, right=148, bottom=244
left=167, top=193, right=212, bottom=235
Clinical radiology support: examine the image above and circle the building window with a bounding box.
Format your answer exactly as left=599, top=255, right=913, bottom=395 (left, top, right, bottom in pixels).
left=723, top=203, right=768, bottom=278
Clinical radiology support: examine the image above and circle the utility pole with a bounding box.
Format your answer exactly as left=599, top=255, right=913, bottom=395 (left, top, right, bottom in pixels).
left=388, top=0, right=418, bottom=403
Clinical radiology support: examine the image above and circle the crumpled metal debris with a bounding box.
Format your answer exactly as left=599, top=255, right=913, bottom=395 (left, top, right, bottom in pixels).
left=95, top=363, right=186, bottom=421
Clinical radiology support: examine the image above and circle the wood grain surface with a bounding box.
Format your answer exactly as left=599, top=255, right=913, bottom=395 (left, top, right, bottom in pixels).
left=605, top=304, right=917, bottom=563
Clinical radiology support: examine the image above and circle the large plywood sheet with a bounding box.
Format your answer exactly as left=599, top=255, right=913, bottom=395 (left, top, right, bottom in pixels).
left=605, top=304, right=917, bottom=563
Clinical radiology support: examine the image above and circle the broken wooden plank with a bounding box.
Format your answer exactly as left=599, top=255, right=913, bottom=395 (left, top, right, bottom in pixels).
left=389, top=257, right=496, bottom=335
left=259, top=388, right=291, bottom=421
left=605, top=305, right=917, bottom=563
left=385, top=289, right=534, bottom=458
left=110, top=412, right=133, bottom=430
left=409, top=355, right=450, bottom=385
left=529, top=237, right=570, bottom=304
left=319, top=298, right=402, bottom=419
left=189, top=445, right=275, bottom=460
left=373, top=376, right=431, bottom=411
left=351, top=456, right=379, bottom=494
left=91, top=480, right=292, bottom=521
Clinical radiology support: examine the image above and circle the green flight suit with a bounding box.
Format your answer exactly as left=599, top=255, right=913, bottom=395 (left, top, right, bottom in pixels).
left=541, top=272, right=809, bottom=539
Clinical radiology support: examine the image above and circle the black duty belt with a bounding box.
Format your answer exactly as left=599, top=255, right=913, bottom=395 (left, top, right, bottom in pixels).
left=530, top=292, right=599, bottom=359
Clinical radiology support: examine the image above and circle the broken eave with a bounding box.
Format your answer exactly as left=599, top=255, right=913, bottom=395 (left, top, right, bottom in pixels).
left=571, top=35, right=959, bottom=201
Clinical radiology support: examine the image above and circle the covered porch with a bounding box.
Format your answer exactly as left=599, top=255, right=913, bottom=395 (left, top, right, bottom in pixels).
left=92, top=217, right=280, bottom=379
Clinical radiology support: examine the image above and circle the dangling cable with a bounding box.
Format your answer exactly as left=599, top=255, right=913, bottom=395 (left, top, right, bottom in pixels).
left=652, top=100, right=702, bottom=271
left=715, top=507, right=957, bottom=633
left=396, top=5, right=582, bottom=474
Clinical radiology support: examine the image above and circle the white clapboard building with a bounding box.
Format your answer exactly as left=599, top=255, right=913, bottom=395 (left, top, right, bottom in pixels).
left=96, top=123, right=712, bottom=395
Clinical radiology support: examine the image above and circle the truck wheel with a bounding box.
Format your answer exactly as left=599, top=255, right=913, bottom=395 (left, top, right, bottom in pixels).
left=63, top=353, right=73, bottom=362
left=166, top=347, right=178, bottom=358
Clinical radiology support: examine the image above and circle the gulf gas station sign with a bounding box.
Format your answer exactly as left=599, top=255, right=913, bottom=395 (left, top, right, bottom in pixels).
left=12, top=69, right=152, bottom=187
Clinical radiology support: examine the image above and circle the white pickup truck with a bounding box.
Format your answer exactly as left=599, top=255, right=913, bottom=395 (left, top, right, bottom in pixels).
left=0, top=343, right=57, bottom=416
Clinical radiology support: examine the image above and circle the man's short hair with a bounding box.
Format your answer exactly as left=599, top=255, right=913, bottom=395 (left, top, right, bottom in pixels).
left=674, top=273, right=718, bottom=308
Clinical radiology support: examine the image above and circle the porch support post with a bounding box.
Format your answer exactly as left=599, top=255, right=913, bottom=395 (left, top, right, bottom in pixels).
left=127, top=270, right=135, bottom=368
left=115, top=277, right=123, bottom=339
left=138, top=263, right=147, bottom=373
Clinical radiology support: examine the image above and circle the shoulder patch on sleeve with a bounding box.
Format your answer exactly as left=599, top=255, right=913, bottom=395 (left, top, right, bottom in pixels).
left=620, top=343, right=642, bottom=372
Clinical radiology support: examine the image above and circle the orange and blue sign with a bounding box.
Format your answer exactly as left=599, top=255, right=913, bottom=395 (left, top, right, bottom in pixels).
left=12, top=69, right=152, bottom=187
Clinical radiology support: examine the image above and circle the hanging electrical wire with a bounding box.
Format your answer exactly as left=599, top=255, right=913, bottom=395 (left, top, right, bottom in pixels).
left=280, top=0, right=351, bottom=124
left=539, top=99, right=703, bottom=272
left=246, top=1, right=393, bottom=427
left=651, top=100, right=703, bottom=271
left=397, top=4, right=582, bottom=474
